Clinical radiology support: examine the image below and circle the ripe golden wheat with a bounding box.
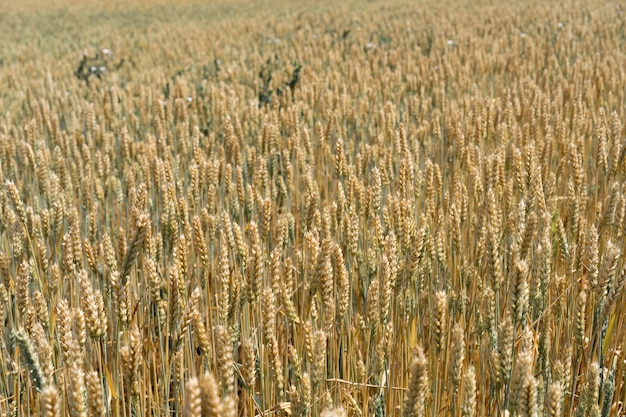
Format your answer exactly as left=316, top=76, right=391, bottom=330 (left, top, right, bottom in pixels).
left=0, top=0, right=625, bottom=416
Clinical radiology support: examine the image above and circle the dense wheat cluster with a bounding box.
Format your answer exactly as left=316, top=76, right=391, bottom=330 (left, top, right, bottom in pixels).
left=1, top=0, right=626, bottom=416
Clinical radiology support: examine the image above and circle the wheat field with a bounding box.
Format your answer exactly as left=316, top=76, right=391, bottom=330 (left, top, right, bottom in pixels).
left=0, top=0, right=625, bottom=416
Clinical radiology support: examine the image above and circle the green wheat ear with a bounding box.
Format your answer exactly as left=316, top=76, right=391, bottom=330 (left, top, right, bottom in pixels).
left=12, top=328, right=46, bottom=392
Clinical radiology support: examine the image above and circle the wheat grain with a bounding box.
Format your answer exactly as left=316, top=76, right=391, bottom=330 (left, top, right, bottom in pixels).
left=403, top=346, right=428, bottom=417
left=41, top=385, right=61, bottom=417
